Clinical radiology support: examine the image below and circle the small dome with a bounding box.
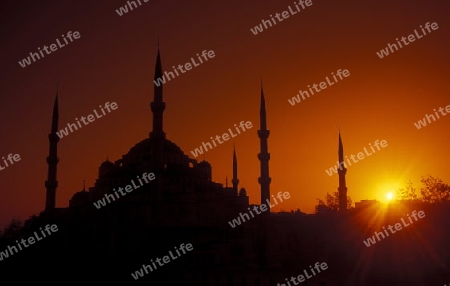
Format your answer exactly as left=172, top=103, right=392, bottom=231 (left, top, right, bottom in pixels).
left=100, top=159, right=114, bottom=169
left=197, top=160, right=212, bottom=181
left=99, top=159, right=116, bottom=177
left=69, top=191, right=89, bottom=207
left=198, top=160, right=211, bottom=167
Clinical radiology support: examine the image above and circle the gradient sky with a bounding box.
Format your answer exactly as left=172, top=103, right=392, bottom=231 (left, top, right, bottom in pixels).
left=0, top=0, right=449, bottom=229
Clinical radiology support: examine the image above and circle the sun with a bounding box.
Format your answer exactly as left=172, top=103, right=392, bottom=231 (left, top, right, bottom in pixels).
left=386, top=192, right=394, bottom=201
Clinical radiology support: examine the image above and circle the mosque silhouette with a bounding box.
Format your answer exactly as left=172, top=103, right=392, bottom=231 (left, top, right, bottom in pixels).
left=2, top=47, right=449, bottom=285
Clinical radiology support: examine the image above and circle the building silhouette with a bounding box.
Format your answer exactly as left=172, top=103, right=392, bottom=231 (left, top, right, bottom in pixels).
left=46, top=47, right=251, bottom=228
left=37, top=48, right=364, bottom=285
left=2, top=47, right=450, bottom=285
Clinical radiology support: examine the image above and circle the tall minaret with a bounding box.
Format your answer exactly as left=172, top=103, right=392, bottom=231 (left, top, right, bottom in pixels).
left=150, top=46, right=166, bottom=140
left=338, top=131, right=348, bottom=212
left=150, top=46, right=165, bottom=216
left=232, top=146, right=239, bottom=196
left=257, top=83, right=271, bottom=208
left=257, top=87, right=271, bottom=270
left=45, top=92, right=59, bottom=212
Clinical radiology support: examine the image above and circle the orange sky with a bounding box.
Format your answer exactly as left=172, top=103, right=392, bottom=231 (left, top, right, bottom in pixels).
left=0, top=0, right=449, bottom=229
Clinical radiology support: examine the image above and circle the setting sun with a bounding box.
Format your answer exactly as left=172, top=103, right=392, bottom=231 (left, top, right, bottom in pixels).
left=386, top=192, right=394, bottom=201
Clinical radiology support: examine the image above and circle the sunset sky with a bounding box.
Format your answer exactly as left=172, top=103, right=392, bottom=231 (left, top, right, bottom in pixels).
left=0, top=0, right=449, bottom=229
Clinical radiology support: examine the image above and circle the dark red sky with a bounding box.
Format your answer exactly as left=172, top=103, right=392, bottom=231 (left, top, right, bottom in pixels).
left=0, top=0, right=449, bottom=229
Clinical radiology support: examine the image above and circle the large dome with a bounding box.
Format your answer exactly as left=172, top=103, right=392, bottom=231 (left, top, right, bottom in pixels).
left=121, top=137, right=194, bottom=167
left=128, top=137, right=185, bottom=156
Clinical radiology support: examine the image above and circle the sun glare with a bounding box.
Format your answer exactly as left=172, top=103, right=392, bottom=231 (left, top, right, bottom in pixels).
left=386, top=192, right=394, bottom=201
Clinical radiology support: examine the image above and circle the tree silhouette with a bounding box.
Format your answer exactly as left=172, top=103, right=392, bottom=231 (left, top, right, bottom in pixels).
left=398, top=175, right=450, bottom=203
left=315, top=192, right=352, bottom=213
left=0, top=218, right=23, bottom=240
left=420, top=174, right=450, bottom=203
left=398, top=180, right=419, bottom=201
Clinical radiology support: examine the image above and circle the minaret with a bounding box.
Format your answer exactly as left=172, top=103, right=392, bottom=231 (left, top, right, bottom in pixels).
left=45, top=92, right=59, bottom=212
left=257, top=83, right=271, bottom=208
left=257, top=86, right=271, bottom=270
left=232, top=146, right=239, bottom=196
left=150, top=46, right=166, bottom=140
left=338, top=131, right=348, bottom=212
left=150, top=45, right=165, bottom=217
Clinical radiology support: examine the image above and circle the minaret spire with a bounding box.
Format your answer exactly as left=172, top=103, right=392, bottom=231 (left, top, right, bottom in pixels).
left=149, top=44, right=166, bottom=220
left=257, top=83, right=271, bottom=208
left=337, top=130, right=348, bottom=212
left=45, top=89, right=60, bottom=212
left=232, top=145, right=239, bottom=196
left=150, top=46, right=166, bottom=139
left=257, top=88, right=271, bottom=270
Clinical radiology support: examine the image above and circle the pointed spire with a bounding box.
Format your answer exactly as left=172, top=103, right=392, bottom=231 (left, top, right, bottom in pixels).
left=45, top=87, right=60, bottom=212
left=154, top=46, right=163, bottom=84
left=257, top=81, right=271, bottom=207
left=232, top=145, right=239, bottom=195
left=260, top=85, right=266, bottom=113
left=150, top=43, right=166, bottom=139
left=337, top=129, right=348, bottom=212
left=83, top=179, right=86, bottom=192
left=260, top=84, right=267, bottom=130
left=51, top=88, right=59, bottom=133
left=338, top=129, right=344, bottom=163
left=226, top=176, right=228, bottom=188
